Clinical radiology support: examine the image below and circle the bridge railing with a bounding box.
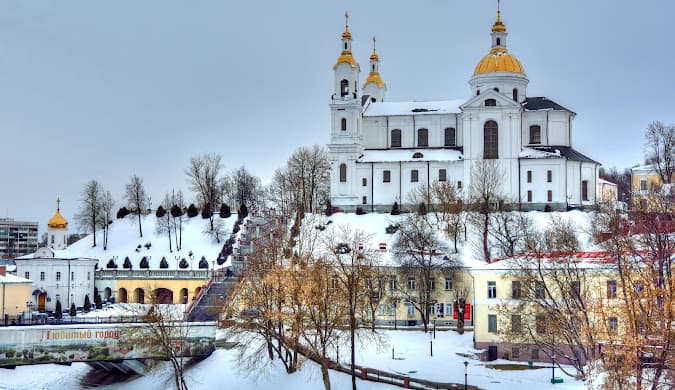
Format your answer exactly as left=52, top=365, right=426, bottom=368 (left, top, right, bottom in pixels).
left=96, top=269, right=211, bottom=279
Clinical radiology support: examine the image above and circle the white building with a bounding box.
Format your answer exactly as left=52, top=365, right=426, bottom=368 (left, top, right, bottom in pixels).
left=328, top=8, right=600, bottom=212
left=14, top=203, right=97, bottom=312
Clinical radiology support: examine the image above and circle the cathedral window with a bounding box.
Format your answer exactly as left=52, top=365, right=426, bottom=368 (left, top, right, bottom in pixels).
left=438, top=169, right=447, bottom=182
left=493, top=88, right=499, bottom=92
left=476, top=90, right=481, bottom=96
left=496, top=37, right=501, bottom=46
left=483, top=120, right=499, bottom=159
left=362, top=196, right=368, bottom=205
left=547, top=190, right=553, bottom=202
left=582, top=180, right=589, bottom=201
left=412, top=152, right=424, bottom=159
left=417, top=128, right=428, bottom=147
left=344, top=42, right=348, bottom=50
left=527, top=191, right=532, bottom=202
left=339, top=164, right=347, bottom=182
left=341, top=118, right=347, bottom=131
left=527, top=171, right=532, bottom=183
left=444, top=127, right=456, bottom=146
left=513, top=88, right=518, bottom=101
left=485, top=99, right=497, bottom=107
left=391, top=129, right=402, bottom=148
left=457, top=180, right=462, bottom=189
left=547, top=170, right=552, bottom=183
left=340, top=79, right=349, bottom=97
left=411, top=170, right=419, bottom=182
left=529, top=125, right=541, bottom=144
left=362, top=178, right=367, bottom=187
left=383, top=170, right=391, bottom=183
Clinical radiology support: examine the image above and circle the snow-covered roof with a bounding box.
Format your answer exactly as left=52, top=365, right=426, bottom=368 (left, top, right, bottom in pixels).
left=363, top=100, right=464, bottom=117
left=632, top=164, right=657, bottom=175
left=0, top=272, right=31, bottom=284
left=20, top=215, right=237, bottom=271
left=358, top=149, right=463, bottom=163
left=519, top=147, right=561, bottom=159
left=598, top=178, right=617, bottom=186
left=471, top=251, right=616, bottom=271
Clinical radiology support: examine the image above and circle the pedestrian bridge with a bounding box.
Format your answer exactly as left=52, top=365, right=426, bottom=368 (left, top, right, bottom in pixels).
left=0, top=321, right=216, bottom=371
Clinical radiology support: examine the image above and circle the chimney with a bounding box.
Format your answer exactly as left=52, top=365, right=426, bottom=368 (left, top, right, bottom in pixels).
left=0, top=265, right=6, bottom=277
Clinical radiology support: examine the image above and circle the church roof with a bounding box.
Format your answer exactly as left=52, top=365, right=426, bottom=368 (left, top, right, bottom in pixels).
left=521, top=145, right=599, bottom=164
left=522, top=97, right=574, bottom=114
left=363, top=100, right=463, bottom=117
left=358, top=148, right=463, bottom=163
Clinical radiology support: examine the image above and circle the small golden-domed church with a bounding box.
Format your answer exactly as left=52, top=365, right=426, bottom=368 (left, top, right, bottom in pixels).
left=47, top=198, right=68, bottom=250
left=328, top=5, right=600, bottom=212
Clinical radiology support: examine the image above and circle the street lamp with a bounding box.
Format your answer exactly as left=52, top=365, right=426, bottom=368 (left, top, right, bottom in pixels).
left=464, top=361, right=468, bottom=390
left=551, top=333, right=556, bottom=384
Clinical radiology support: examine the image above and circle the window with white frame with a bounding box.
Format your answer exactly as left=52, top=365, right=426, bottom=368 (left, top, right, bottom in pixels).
left=488, top=314, right=497, bottom=332
left=488, top=281, right=497, bottom=298
left=444, top=277, right=453, bottom=290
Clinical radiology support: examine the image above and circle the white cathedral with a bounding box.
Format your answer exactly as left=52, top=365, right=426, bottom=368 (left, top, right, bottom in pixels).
left=328, top=9, right=600, bottom=212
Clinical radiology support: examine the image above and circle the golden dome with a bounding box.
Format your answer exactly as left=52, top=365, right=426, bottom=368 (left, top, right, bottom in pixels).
left=492, top=11, right=506, bottom=33
left=473, top=48, right=524, bottom=75
left=48, top=208, right=68, bottom=230
left=364, top=71, right=384, bottom=88
left=342, top=26, right=352, bottom=40
left=333, top=50, right=358, bottom=69
left=370, top=51, right=379, bottom=61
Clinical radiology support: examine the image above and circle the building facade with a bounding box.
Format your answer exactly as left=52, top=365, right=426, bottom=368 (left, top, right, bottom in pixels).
left=328, top=9, right=600, bottom=212
left=0, top=218, right=38, bottom=259
left=0, top=265, right=32, bottom=323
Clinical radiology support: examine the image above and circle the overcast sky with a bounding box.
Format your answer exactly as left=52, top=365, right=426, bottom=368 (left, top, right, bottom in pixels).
left=1, top=0, right=673, bottom=232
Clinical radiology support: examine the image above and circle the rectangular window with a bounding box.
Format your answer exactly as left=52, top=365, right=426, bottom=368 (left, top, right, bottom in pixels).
left=378, top=304, right=386, bottom=316
left=444, top=277, right=453, bottom=291
left=640, top=178, right=647, bottom=191
left=362, top=196, right=367, bottom=205
left=362, top=178, right=367, bottom=187
left=389, top=304, right=396, bottom=316
left=87, top=271, right=91, bottom=281
left=56, top=271, right=61, bottom=281
left=407, top=304, right=415, bottom=316
left=531, top=348, right=540, bottom=360
left=25, top=272, right=29, bottom=279
left=411, top=170, right=419, bottom=182
left=582, top=180, right=589, bottom=201
left=511, top=281, right=521, bottom=299
left=527, top=170, right=532, bottom=183
left=438, top=169, right=447, bottom=182
left=71, top=271, right=75, bottom=281
left=457, top=180, right=462, bottom=189
left=383, top=170, right=391, bottom=183
left=488, top=281, right=497, bottom=298
left=331, top=277, right=338, bottom=289
left=547, top=170, right=552, bottom=183
left=488, top=314, right=497, bottom=333
left=608, top=317, right=618, bottom=333
left=547, top=190, right=553, bottom=202
left=527, top=190, right=532, bottom=202
left=389, top=277, right=397, bottom=290
left=512, top=347, right=520, bottom=359
left=535, top=281, right=546, bottom=299
left=40, top=271, right=45, bottom=281
left=391, top=129, right=402, bottom=148
left=511, top=315, right=522, bottom=333
left=430, top=278, right=435, bottom=290
left=407, top=277, right=416, bottom=290
left=536, top=315, right=546, bottom=334
left=607, top=280, right=617, bottom=299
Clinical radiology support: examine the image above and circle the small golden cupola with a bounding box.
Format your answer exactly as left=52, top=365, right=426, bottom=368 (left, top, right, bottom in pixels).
left=48, top=198, right=68, bottom=230
left=473, top=2, right=524, bottom=75
left=363, top=36, right=386, bottom=102
left=333, top=12, right=359, bottom=69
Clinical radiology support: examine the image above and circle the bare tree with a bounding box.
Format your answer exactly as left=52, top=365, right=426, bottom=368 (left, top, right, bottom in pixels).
left=75, top=179, right=103, bottom=247
left=393, top=212, right=459, bottom=332
left=170, top=190, right=186, bottom=251
left=185, top=154, right=224, bottom=231
left=232, top=166, right=262, bottom=209
left=157, top=193, right=173, bottom=252
left=99, top=190, right=114, bottom=250
left=467, top=159, right=503, bottom=263
left=429, top=181, right=464, bottom=252
left=124, top=174, right=150, bottom=238
left=644, top=120, right=675, bottom=185
left=599, top=166, right=632, bottom=204
left=489, top=208, right=529, bottom=258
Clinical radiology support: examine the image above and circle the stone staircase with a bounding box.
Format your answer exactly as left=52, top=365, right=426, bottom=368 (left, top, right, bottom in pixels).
left=186, top=276, right=239, bottom=322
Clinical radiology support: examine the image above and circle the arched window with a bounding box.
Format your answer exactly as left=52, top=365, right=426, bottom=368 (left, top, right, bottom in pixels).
left=340, top=79, right=349, bottom=96
left=344, top=42, right=348, bottom=50
left=417, top=128, right=428, bottom=147
left=372, top=64, right=375, bottom=71
left=339, top=163, right=347, bottom=182
left=512, top=88, right=518, bottom=101
left=485, top=99, right=496, bottom=107
left=496, top=37, right=501, bottom=46
left=341, top=118, right=347, bottom=131
left=493, top=88, right=500, bottom=92
left=476, top=89, right=481, bottom=96
left=391, top=129, right=402, bottom=148
left=484, top=120, right=499, bottom=159
left=412, top=152, right=424, bottom=159
left=529, top=125, right=541, bottom=144
left=444, top=127, right=456, bottom=146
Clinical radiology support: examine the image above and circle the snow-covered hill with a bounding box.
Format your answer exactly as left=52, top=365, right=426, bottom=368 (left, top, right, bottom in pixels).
left=53, top=215, right=237, bottom=270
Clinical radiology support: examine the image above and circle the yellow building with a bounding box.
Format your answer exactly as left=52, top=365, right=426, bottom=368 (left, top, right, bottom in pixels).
left=631, top=164, right=670, bottom=209
left=0, top=265, right=32, bottom=322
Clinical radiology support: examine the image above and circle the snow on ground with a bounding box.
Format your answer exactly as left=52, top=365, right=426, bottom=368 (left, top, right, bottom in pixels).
left=78, top=303, right=187, bottom=320
left=45, top=214, right=237, bottom=270
left=306, top=210, right=595, bottom=267
left=0, top=330, right=586, bottom=389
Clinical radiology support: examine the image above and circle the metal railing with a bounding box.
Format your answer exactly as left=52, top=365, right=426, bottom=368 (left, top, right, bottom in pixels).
left=96, top=269, right=210, bottom=279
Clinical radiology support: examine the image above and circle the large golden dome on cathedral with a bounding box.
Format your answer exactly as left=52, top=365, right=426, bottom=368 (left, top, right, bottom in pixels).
left=473, top=48, right=524, bottom=75
left=48, top=200, right=68, bottom=230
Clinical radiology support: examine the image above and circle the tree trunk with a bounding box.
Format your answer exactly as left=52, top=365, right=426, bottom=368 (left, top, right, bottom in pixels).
left=320, top=362, right=332, bottom=390
left=482, top=211, right=490, bottom=262
left=138, top=211, right=143, bottom=237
